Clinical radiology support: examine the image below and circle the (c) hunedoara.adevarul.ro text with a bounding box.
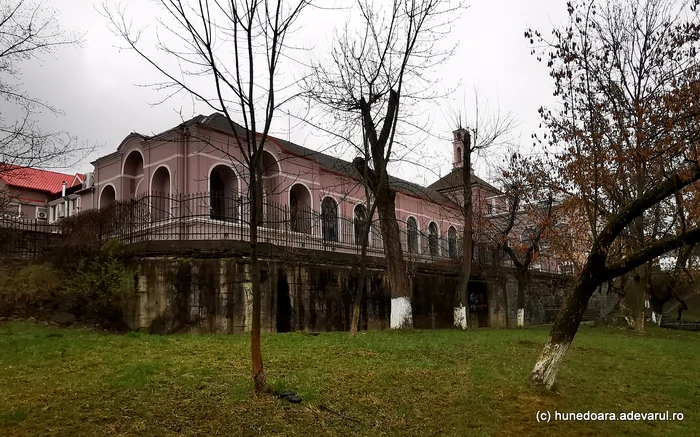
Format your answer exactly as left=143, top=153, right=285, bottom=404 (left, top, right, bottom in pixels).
left=536, top=410, right=685, bottom=422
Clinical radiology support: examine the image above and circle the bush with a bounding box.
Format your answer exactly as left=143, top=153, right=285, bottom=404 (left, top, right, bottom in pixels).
left=0, top=263, right=66, bottom=316
left=0, top=240, right=135, bottom=328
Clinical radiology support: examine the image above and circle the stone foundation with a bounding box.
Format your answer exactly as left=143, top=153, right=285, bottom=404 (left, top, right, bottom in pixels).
left=122, top=255, right=602, bottom=333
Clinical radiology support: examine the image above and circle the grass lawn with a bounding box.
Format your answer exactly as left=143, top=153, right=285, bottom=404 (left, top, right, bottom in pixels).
left=0, top=323, right=698, bottom=437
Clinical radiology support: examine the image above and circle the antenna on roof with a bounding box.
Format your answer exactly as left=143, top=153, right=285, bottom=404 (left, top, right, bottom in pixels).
left=288, top=113, right=291, bottom=141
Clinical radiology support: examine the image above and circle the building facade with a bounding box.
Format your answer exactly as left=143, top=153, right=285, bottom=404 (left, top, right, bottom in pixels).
left=1, top=113, right=583, bottom=272
left=86, top=113, right=484, bottom=259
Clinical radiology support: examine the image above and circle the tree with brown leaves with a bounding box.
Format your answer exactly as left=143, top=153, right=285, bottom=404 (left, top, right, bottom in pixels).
left=527, top=0, right=700, bottom=389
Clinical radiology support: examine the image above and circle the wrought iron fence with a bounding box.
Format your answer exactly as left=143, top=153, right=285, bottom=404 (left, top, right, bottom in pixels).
left=94, top=191, right=475, bottom=262
left=0, top=191, right=512, bottom=264
left=0, top=217, right=61, bottom=260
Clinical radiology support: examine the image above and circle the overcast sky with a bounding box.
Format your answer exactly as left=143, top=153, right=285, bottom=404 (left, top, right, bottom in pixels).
left=13, top=0, right=568, bottom=185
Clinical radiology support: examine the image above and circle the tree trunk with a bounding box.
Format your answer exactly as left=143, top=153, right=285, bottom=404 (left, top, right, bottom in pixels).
left=516, top=271, right=529, bottom=328
left=349, top=266, right=367, bottom=338
left=530, top=275, right=600, bottom=389
left=629, top=266, right=648, bottom=333
left=350, top=212, right=373, bottom=338
left=455, top=134, right=472, bottom=330
left=376, top=186, right=412, bottom=329
left=249, top=172, right=268, bottom=394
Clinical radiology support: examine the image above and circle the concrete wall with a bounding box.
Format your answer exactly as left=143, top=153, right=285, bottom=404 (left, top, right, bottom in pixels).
left=126, top=257, right=461, bottom=333
left=123, top=255, right=607, bottom=334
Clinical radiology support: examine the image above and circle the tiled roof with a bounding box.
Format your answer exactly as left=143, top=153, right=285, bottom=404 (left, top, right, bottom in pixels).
left=198, top=113, right=453, bottom=204
left=0, top=164, right=81, bottom=194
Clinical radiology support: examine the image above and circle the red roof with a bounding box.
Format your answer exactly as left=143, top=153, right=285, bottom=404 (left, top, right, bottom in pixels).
left=0, top=164, right=82, bottom=194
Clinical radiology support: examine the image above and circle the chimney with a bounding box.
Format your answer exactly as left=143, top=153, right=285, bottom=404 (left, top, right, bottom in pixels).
left=452, top=128, right=471, bottom=170
left=61, top=181, right=67, bottom=197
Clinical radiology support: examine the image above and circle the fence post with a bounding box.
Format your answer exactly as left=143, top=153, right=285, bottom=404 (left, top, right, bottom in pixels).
left=284, top=204, right=289, bottom=247
left=129, top=200, right=135, bottom=245
left=33, top=219, right=38, bottom=260
left=179, top=193, right=184, bottom=240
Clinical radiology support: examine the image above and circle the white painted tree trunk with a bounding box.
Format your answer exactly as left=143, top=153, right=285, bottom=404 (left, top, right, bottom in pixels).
left=391, top=296, right=413, bottom=329
left=453, top=306, right=467, bottom=330
left=517, top=308, right=525, bottom=328
left=530, top=340, right=571, bottom=390
left=244, top=282, right=253, bottom=332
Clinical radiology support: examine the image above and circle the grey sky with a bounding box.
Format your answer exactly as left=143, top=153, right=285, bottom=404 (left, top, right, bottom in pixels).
left=14, top=0, right=568, bottom=185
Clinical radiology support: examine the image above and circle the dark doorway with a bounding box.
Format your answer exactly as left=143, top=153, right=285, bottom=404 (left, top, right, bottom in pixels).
left=468, top=281, right=489, bottom=327
left=276, top=272, right=292, bottom=332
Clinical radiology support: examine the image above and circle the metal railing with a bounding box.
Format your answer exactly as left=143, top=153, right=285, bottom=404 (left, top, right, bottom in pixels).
left=0, top=216, right=61, bottom=259
left=0, top=191, right=513, bottom=265
left=93, top=191, right=474, bottom=262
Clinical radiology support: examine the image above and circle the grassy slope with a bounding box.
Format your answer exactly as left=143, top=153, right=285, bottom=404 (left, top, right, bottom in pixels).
left=663, top=290, right=700, bottom=321
left=0, top=323, right=698, bottom=437
left=681, top=291, right=700, bottom=321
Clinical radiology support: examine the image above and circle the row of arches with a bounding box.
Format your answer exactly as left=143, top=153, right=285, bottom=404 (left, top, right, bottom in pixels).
left=99, top=148, right=461, bottom=257
left=100, top=146, right=276, bottom=211
left=99, top=165, right=171, bottom=211
left=406, top=216, right=459, bottom=257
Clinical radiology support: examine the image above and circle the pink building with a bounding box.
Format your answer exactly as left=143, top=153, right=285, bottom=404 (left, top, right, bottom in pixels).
left=1, top=115, right=579, bottom=272
left=87, top=113, right=487, bottom=259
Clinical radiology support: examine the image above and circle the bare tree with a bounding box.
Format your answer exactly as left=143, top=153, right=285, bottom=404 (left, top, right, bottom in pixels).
left=305, top=0, right=463, bottom=328
left=348, top=174, right=377, bottom=337
left=446, top=94, right=515, bottom=328
left=0, top=0, right=84, bottom=209
left=103, top=0, right=311, bottom=394
left=526, top=0, right=700, bottom=389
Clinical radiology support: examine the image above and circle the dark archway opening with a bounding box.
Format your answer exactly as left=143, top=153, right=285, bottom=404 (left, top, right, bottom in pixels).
left=210, top=165, right=239, bottom=222
left=276, top=272, right=292, bottom=333
left=468, top=280, right=489, bottom=327
left=321, top=197, right=338, bottom=243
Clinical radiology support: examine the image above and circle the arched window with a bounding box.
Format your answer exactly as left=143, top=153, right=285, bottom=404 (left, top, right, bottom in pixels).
left=210, top=165, right=239, bottom=222
left=122, top=150, right=144, bottom=199
left=289, top=184, right=312, bottom=234
left=428, top=222, right=439, bottom=257
left=321, top=197, right=338, bottom=243
left=150, top=166, right=171, bottom=221
left=407, top=217, right=418, bottom=254
left=354, top=204, right=368, bottom=246
left=99, top=185, right=116, bottom=210
left=259, top=150, right=280, bottom=204
left=448, top=226, right=458, bottom=259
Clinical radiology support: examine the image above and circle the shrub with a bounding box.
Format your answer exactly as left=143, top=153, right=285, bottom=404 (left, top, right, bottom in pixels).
left=0, top=263, right=66, bottom=316
left=0, top=240, right=135, bottom=328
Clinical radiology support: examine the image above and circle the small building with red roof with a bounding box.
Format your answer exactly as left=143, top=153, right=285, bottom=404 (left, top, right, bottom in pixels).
left=0, top=164, right=89, bottom=221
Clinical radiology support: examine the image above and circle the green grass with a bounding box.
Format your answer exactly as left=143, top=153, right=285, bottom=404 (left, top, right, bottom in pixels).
left=680, top=291, right=700, bottom=321
left=0, top=323, right=698, bottom=436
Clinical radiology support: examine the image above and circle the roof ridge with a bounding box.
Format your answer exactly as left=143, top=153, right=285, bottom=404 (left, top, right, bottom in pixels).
left=0, top=164, right=76, bottom=179
left=196, top=112, right=456, bottom=203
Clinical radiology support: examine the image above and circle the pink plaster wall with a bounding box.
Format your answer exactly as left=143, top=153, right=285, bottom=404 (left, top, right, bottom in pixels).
left=91, top=125, right=466, bottom=243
